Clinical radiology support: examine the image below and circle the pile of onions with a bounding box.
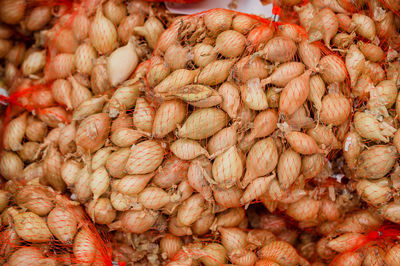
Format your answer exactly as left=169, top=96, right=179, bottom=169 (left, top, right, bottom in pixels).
left=1, top=0, right=400, bottom=265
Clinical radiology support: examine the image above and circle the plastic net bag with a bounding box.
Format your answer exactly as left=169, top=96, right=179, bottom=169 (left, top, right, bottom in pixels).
left=0, top=182, right=114, bottom=265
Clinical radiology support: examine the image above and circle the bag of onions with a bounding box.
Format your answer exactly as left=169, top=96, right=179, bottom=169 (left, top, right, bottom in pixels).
left=0, top=181, right=115, bottom=265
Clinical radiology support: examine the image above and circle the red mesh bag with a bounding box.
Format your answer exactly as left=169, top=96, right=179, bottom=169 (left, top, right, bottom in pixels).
left=0, top=182, right=115, bottom=265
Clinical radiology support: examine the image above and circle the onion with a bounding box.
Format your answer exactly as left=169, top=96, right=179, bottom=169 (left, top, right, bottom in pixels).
left=69, top=76, right=92, bottom=109
left=7, top=247, right=49, bottom=266
left=170, top=139, right=209, bottom=160
left=294, top=3, right=317, bottom=31
left=53, top=29, right=78, bottom=54
left=233, top=56, right=269, bottom=83
left=47, top=206, right=77, bottom=242
left=177, top=193, right=204, bottom=226
left=0, top=190, right=9, bottom=212
left=247, top=24, right=274, bottom=51
left=212, top=145, right=243, bottom=188
left=0, top=0, right=26, bottom=25
left=232, top=14, right=258, bottom=34
left=242, top=137, right=278, bottom=188
left=207, top=124, right=238, bottom=156
left=45, top=53, right=75, bottom=81
left=163, top=44, right=190, bottom=71
left=259, top=241, right=299, bottom=265
left=52, top=79, right=73, bottom=110
left=43, top=144, right=66, bottom=191
left=355, top=145, right=396, bottom=179
left=279, top=70, right=312, bottom=116
left=327, top=233, right=367, bottom=253
left=214, top=207, right=245, bottom=229
left=214, top=30, right=246, bottom=58
left=73, top=96, right=107, bottom=121
left=103, top=0, right=127, bottom=25
left=15, top=185, right=54, bottom=216
left=74, top=43, right=97, bottom=75
left=308, top=8, right=338, bottom=48
left=352, top=14, right=376, bottom=41
left=89, top=7, right=117, bottom=54
left=168, top=216, right=192, bottom=236
left=21, top=50, right=46, bottom=76
left=354, top=111, right=388, bottom=142
left=118, top=13, right=145, bottom=44
left=107, top=40, right=138, bottom=87
left=30, top=88, right=55, bottom=109
left=277, top=149, right=302, bottom=190
left=154, top=22, right=179, bottom=54
left=192, top=210, right=214, bottom=235
left=91, top=57, right=111, bottom=94
left=213, top=186, right=242, bottom=208
left=219, top=227, right=247, bottom=252
left=3, top=112, right=27, bottom=151
left=178, top=108, right=228, bottom=140
left=133, top=97, right=155, bottom=133
left=0, top=151, right=23, bottom=180
left=138, top=187, right=170, bottom=210
left=241, top=175, right=275, bottom=205
left=73, top=13, right=90, bottom=41
left=386, top=244, right=400, bottom=266
left=308, top=74, right=326, bottom=111
left=187, top=159, right=213, bottom=202
left=259, top=37, right=297, bottom=63
left=241, top=78, right=268, bottom=111
left=353, top=74, right=373, bottom=98
left=287, top=197, right=321, bottom=221
left=58, top=121, right=76, bottom=155
left=106, top=148, right=130, bottom=178
left=76, top=113, right=111, bottom=153
left=87, top=198, right=116, bottom=224
left=75, top=165, right=92, bottom=202
left=73, top=228, right=98, bottom=264
left=356, top=179, right=391, bottom=206
left=9, top=208, right=52, bottom=243
left=200, top=243, right=227, bottom=265
left=109, top=209, right=159, bottom=233
left=262, top=62, right=305, bottom=88
left=6, top=43, right=25, bottom=66
left=319, top=55, right=347, bottom=84
left=344, top=45, right=365, bottom=87
left=358, top=42, right=384, bottom=63
left=363, top=61, right=385, bottom=85
left=160, top=234, right=183, bottom=259
left=154, top=68, right=199, bottom=95
left=153, top=156, right=189, bottom=188
left=319, top=93, right=351, bottom=126
left=370, top=79, right=397, bottom=108
left=24, top=162, right=44, bottom=182
left=343, top=131, right=362, bottom=170
left=379, top=202, right=400, bottom=225
left=198, top=59, right=236, bottom=86
left=376, top=11, right=396, bottom=40
left=286, top=131, right=323, bottom=155
left=125, top=140, right=164, bottom=175
left=203, top=9, right=233, bottom=35
left=134, top=16, right=164, bottom=49
left=113, top=172, right=155, bottom=194
left=89, top=166, right=110, bottom=201
left=153, top=100, right=186, bottom=138
left=61, top=159, right=81, bottom=186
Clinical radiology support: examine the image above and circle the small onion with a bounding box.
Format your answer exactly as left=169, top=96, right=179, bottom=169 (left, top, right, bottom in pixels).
left=89, top=8, right=118, bottom=54
left=47, top=206, right=77, bottom=242
left=76, top=113, right=111, bottom=153
left=125, top=140, right=164, bottom=175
